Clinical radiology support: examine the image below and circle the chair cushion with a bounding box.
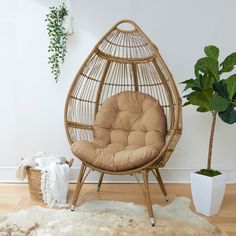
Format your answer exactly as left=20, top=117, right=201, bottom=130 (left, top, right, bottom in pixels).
left=71, top=92, right=167, bottom=172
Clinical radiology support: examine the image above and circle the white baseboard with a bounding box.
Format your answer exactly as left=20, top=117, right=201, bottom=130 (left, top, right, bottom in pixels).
left=0, top=167, right=235, bottom=183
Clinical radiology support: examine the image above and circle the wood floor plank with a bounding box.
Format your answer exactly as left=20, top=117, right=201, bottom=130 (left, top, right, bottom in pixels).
left=0, top=183, right=235, bottom=235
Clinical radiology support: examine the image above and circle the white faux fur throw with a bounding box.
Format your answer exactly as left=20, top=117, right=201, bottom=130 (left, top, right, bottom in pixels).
left=0, top=197, right=222, bottom=235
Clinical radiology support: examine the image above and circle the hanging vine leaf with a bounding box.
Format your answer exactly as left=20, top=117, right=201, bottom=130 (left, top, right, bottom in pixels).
left=45, top=4, right=68, bottom=82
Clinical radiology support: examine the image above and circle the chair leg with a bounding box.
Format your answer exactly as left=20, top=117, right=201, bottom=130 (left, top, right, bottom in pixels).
left=154, top=168, right=169, bottom=201
left=142, top=170, right=155, bottom=227
left=97, top=173, right=104, bottom=192
left=71, top=164, right=86, bottom=211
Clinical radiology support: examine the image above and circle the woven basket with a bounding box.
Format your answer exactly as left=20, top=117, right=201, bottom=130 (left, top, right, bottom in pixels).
left=26, top=159, right=74, bottom=202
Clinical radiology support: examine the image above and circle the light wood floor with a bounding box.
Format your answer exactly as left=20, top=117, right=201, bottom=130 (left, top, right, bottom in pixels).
left=0, top=183, right=235, bottom=235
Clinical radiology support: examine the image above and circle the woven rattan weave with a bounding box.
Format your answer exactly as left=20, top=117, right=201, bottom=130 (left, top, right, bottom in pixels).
left=64, top=19, right=182, bottom=226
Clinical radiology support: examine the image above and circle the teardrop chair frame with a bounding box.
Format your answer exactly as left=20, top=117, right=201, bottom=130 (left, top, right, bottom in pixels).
left=64, top=19, right=182, bottom=226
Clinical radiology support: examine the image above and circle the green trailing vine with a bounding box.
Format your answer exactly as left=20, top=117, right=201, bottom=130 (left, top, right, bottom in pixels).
left=45, top=4, right=68, bottom=82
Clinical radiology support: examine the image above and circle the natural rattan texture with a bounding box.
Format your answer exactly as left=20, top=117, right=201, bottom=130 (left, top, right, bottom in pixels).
left=26, top=168, right=43, bottom=202
left=26, top=160, right=74, bottom=202
left=65, top=19, right=182, bottom=171
left=64, top=19, right=182, bottom=226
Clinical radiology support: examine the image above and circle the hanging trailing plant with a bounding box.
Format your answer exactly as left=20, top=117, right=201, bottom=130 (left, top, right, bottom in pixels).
left=45, top=4, right=68, bottom=82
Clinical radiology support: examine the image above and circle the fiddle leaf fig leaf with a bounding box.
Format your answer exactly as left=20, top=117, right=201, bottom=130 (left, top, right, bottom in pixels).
left=188, top=90, right=213, bottom=109
left=218, top=105, right=236, bottom=124
left=204, top=45, right=219, bottom=60
left=209, top=96, right=230, bottom=112
left=213, top=80, right=229, bottom=98
left=201, top=73, right=215, bottom=90
left=220, top=52, right=236, bottom=74
left=183, top=91, right=194, bottom=99
left=181, top=79, right=201, bottom=91
left=182, top=45, right=236, bottom=125
left=233, top=94, right=236, bottom=103
left=183, top=101, right=190, bottom=106
left=195, top=57, right=219, bottom=80
left=196, top=106, right=210, bottom=112
left=225, top=74, right=236, bottom=99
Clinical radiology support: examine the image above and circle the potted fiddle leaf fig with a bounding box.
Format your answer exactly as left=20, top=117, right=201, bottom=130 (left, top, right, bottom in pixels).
left=182, top=45, right=236, bottom=216
left=45, top=4, right=69, bottom=82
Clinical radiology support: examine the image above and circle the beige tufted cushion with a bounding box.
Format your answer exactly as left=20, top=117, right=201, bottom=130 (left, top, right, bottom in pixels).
left=71, top=92, right=167, bottom=172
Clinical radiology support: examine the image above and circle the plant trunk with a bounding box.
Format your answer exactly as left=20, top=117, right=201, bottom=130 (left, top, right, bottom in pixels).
left=207, top=112, right=217, bottom=170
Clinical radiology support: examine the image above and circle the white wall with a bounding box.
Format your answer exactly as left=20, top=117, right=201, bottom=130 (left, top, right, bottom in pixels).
left=0, top=0, right=236, bottom=182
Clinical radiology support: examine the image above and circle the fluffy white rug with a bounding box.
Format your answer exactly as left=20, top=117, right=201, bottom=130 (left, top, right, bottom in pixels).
left=0, top=197, right=221, bottom=236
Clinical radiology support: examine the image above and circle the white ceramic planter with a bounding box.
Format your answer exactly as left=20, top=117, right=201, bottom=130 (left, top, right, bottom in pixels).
left=191, top=172, right=226, bottom=216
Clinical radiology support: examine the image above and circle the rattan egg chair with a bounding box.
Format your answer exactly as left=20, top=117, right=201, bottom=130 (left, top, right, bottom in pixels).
left=64, top=19, right=182, bottom=226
